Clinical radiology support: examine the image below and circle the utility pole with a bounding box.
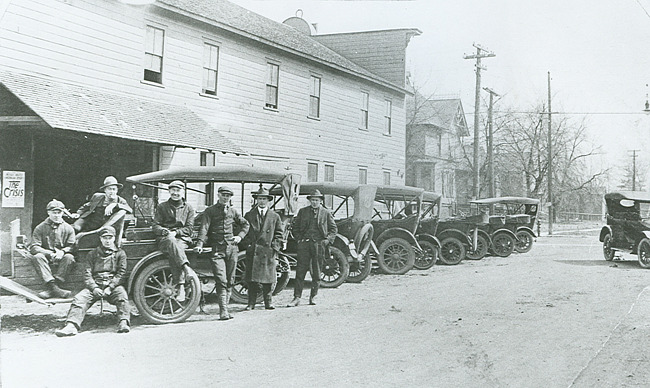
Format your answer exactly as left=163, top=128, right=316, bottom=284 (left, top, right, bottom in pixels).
left=547, top=71, right=553, bottom=236
left=483, top=87, right=499, bottom=198
left=631, top=149, right=640, bottom=190
left=464, top=43, right=495, bottom=199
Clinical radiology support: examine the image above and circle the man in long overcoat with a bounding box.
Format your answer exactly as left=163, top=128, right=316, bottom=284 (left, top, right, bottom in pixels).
left=243, top=188, right=284, bottom=310
left=287, top=189, right=337, bottom=307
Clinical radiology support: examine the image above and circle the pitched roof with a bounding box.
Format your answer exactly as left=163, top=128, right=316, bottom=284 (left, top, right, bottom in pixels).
left=157, top=0, right=409, bottom=93
left=0, top=71, right=244, bottom=154
left=408, top=98, right=469, bottom=136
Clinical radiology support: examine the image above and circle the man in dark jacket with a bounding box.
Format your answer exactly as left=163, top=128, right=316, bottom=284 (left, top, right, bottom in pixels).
left=243, top=188, right=284, bottom=310
left=195, top=186, right=249, bottom=320
left=152, top=180, right=196, bottom=302
left=72, top=176, right=132, bottom=247
left=55, top=226, right=131, bottom=336
left=28, top=199, right=76, bottom=299
left=287, top=189, right=337, bottom=307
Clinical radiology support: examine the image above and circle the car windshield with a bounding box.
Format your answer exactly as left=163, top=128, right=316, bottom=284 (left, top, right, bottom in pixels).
left=640, top=202, right=650, bottom=222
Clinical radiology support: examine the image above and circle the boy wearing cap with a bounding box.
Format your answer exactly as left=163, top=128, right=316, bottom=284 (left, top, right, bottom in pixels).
left=56, top=226, right=131, bottom=336
left=243, top=188, right=284, bottom=310
left=72, top=176, right=132, bottom=246
left=28, top=199, right=76, bottom=299
left=195, top=186, right=249, bottom=320
left=287, top=189, right=337, bottom=307
left=152, top=180, right=196, bottom=302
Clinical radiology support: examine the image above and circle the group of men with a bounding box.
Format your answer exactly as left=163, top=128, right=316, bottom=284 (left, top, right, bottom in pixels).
left=26, top=175, right=338, bottom=336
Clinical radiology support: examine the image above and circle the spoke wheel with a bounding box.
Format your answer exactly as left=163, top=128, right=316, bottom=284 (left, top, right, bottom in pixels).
left=438, top=237, right=466, bottom=265
left=515, top=231, right=534, bottom=253
left=466, top=235, right=489, bottom=260
left=132, top=258, right=201, bottom=324
left=638, top=238, right=650, bottom=268
left=414, top=240, right=438, bottom=270
left=231, top=255, right=291, bottom=304
left=603, top=234, right=615, bottom=261
left=377, top=237, right=415, bottom=274
left=492, top=232, right=515, bottom=257
left=320, top=246, right=350, bottom=288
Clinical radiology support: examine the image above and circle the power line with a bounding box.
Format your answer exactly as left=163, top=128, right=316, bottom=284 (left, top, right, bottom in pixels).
left=635, top=0, right=650, bottom=19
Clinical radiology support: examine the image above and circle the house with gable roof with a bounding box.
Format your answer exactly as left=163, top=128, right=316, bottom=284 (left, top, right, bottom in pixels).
left=0, top=0, right=419, bottom=274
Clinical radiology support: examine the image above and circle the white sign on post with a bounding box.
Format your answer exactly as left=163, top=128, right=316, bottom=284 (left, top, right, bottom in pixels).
left=2, top=170, right=26, bottom=208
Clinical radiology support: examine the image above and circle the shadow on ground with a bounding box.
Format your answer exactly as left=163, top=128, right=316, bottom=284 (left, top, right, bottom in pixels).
left=555, top=259, right=640, bottom=268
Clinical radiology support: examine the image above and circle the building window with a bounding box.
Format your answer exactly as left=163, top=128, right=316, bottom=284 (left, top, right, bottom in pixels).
left=359, top=168, right=368, bottom=184
left=383, top=170, right=391, bottom=185
left=324, top=165, right=334, bottom=182
left=201, top=151, right=216, bottom=205
left=266, top=63, right=279, bottom=109
left=202, top=43, right=219, bottom=96
left=309, top=75, right=321, bottom=118
left=144, top=25, right=164, bottom=84
left=384, top=100, right=392, bottom=135
left=360, top=92, right=369, bottom=129
left=307, top=162, right=318, bottom=182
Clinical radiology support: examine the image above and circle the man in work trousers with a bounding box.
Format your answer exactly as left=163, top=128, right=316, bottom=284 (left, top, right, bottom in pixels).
left=287, top=189, right=337, bottom=307
left=243, top=188, right=284, bottom=311
left=28, top=199, right=76, bottom=299
left=152, top=180, right=196, bottom=302
left=56, top=226, right=131, bottom=336
left=195, top=186, right=249, bottom=320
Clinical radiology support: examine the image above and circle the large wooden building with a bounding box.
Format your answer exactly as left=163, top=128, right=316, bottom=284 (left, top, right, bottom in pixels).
left=0, top=0, right=419, bottom=274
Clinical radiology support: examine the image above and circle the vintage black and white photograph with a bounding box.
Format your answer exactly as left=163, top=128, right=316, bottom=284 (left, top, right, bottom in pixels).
left=1, top=0, right=650, bottom=386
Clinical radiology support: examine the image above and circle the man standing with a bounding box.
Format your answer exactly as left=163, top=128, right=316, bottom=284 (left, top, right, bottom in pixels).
left=243, top=188, right=284, bottom=311
left=195, top=186, right=249, bottom=320
left=72, top=176, right=132, bottom=247
left=152, top=180, right=196, bottom=302
left=28, top=199, right=76, bottom=299
left=287, top=189, right=337, bottom=307
left=55, top=226, right=131, bottom=336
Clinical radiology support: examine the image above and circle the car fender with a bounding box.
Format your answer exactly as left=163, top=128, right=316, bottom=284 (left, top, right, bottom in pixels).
left=376, top=227, right=420, bottom=249
left=416, top=233, right=441, bottom=248
left=437, top=228, right=473, bottom=246
left=491, top=228, right=517, bottom=240
left=334, top=234, right=357, bottom=259
left=475, top=229, right=493, bottom=246
left=516, top=226, right=536, bottom=238
left=599, top=226, right=613, bottom=242
left=642, top=231, right=650, bottom=240
left=126, top=250, right=166, bottom=294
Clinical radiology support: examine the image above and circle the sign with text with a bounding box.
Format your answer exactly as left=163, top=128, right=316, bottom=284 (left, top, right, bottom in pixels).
left=2, top=170, right=25, bottom=208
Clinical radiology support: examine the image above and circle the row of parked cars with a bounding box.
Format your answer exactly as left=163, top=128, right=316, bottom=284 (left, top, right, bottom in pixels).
left=79, top=166, right=540, bottom=325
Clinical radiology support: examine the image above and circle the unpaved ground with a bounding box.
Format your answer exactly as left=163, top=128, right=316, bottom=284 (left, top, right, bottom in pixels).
left=2, top=232, right=650, bottom=388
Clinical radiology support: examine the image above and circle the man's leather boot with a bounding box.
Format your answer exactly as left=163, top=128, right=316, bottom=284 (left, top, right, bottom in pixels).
left=176, top=283, right=186, bottom=303
left=117, top=320, right=130, bottom=333
left=245, top=286, right=257, bottom=311
left=264, top=296, right=275, bottom=310
left=218, top=289, right=231, bottom=320
left=55, top=322, right=78, bottom=337
left=225, top=289, right=234, bottom=319
left=49, top=281, right=72, bottom=299
left=309, top=294, right=317, bottom=305
left=286, top=297, right=300, bottom=307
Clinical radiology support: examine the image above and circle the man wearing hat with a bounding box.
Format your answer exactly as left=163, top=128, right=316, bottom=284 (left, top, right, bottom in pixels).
left=56, top=226, right=131, bottom=336
left=243, top=187, right=284, bottom=310
left=72, top=176, right=132, bottom=246
left=195, top=186, right=249, bottom=320
left=28, top=199, right=76, bottom=299
left=152, top=180, right=196, bottom=302
left=287, top=189, right=337, bottom=307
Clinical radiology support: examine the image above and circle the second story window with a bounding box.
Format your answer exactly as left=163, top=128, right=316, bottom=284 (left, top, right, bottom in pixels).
left=384, top=100, right=392, bottom=135
left=359, top=168, right=368, bottom=184
left=144, top=25, right=164, bottom=84
left=202, top=43, right=219, bottom=96
left=360, top=92, right=369, bottom=129
left=266, top=63, right=279, bottom=109
left=309, top=75, right=321, bottom=118
left=307, top=162, right=318, bottom=182
left=383, top=170, right=391, bottom=185
left=324, top=165, right=334, bottom=182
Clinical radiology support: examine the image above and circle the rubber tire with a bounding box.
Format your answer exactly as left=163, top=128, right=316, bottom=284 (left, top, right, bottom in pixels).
left=603, top=234, right=615, bottom=261
left=514, top=231, right=534, bottom=253
left=347, top=252, right=372, bottom=283
left=414, top=240, right=438, bottom=270
left=492, top=232, right=516, bottom=257
left=320, top=246, right=350, bottom=288
left=231, top=256, right=291, bottom=304
left=438, top=237, right=466, bottom=265
left=466, top=234, right=489, bottom=260
left=377, top=237, right=416, bottom=275
left=638, top=238, right=650, bottom=268
left=132, top=258, right=201, bottom=324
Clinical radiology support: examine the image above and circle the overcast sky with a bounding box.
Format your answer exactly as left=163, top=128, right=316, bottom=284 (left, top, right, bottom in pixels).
left=231, top=0, right=650, bottom=184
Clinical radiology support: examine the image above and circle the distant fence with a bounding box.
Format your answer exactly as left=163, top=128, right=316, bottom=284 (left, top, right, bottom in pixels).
left=553, top=211, right=602, bottom=222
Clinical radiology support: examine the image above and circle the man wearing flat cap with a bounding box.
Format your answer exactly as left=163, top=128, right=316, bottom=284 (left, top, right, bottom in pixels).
left=28, top=199, right=76, bottom=299
left=287, top=189, right=337, bottom=307
left=56, top=226, right=131, bottom=336
left=243, top=188, right=284, bottom=310
left=196, top=186, right=249, bottom=320
left=72, top=176, right=132, bottom=247
left=152, top=180, right=196, bottom=302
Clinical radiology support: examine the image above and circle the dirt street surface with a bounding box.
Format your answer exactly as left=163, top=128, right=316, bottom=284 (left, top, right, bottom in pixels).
left=3, top=231, right=650, bottom=388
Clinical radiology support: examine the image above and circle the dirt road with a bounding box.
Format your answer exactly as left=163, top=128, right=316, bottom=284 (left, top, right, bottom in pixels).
left=3, top=232, right=650, bottom=387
